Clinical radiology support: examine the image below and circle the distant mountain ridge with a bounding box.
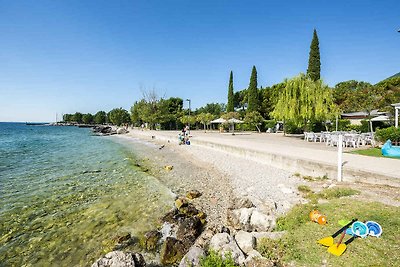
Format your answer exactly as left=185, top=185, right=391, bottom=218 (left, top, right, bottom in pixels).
left=386, top=72, right=400, bottom=80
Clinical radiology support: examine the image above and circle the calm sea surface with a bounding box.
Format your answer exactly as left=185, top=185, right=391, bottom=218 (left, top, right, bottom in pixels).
left=0, top=123, right=174, bottom=266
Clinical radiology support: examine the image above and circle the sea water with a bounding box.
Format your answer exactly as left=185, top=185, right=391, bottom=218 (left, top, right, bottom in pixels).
left=0, top=123, right=175, bottom=266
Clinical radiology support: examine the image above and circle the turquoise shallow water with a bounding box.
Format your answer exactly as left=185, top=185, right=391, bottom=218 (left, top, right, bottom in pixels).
left=0, top=123, right=174, bottom=266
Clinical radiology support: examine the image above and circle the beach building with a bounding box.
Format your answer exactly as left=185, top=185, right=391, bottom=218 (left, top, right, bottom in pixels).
left=341, top=109, right=388, bottom=125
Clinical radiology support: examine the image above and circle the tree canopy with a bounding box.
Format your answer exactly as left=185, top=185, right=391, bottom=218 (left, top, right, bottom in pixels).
left=108, top=108, right=130, bottom=126
left=271, top=73, right=336, bottom=129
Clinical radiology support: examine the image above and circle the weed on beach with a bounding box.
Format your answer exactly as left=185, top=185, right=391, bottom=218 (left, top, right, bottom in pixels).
left=270, top=198, right=400, bottom=266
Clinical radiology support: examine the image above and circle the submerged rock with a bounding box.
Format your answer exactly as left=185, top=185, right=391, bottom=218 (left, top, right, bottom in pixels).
left=142, top=230, right=161, bottom=251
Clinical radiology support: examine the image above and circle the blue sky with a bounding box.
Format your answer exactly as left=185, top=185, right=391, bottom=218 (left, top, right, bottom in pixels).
left=0, top=0, right=399, bottom=122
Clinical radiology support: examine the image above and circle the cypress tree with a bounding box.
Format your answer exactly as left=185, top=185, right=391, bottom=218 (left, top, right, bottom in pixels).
left=227, top=71, right=234, bottom=112
left=247, top=66, right=258, bottom=112
left=307, top=29, right=321, bottom=81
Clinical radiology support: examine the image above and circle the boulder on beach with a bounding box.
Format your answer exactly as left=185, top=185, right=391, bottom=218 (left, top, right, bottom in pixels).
left=177, top=216, right=203, bottom=249
left=91, top=251, right=145, bottom=267
left=178, top=246, right=205, bottom=267
left=209, top=233, right=246, bottom=266
left=160, top=237, right=186, bottom=265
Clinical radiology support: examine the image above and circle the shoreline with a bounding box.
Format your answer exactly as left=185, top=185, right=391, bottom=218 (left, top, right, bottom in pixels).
left=114, top=129, right=306, bottom=219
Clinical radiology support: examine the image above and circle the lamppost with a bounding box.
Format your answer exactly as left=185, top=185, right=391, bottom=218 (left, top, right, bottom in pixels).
left=186, top=99, right=191, bottom=134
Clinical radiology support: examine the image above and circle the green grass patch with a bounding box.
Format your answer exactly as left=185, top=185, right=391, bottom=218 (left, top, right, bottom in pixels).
left=350, top=148, right=383, bottom=157
left=315, top=187, right=360, bottom=200
left=200, top=250, right=237, bottom=267
left=298, top=185, right=312, bottom=193
left=271, top=199, right=400, bottom=266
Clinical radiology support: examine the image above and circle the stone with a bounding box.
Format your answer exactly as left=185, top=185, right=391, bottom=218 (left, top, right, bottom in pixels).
left=244, top=250, right=273, bottom=267
left=177, top=216, right=203, bottom=249
left=250, top=210, right=276, bottom=232
left=234, top=230, right=255, bottom=254
left=160, top=237, right=186, bottom=265
left=142, top=230, right=161, bottom=251
left=186, top=190, right=202, bottom=199
left=178, top=246, right=206, bottom=267
left=179, top=203, right=200, bottom=217
left=116, top=128, right=128, bottom=134
left=175, top=197, right=188, bottom=209
left=229, top=197, right=255, bottom=210
left=252, top=231, right=285, bottom=242
left=160, top=222, right=177, bottom=241
left=227, top=208, right=255, bottom=231
left=209, top=233, right=246, bottom=266
left=160, top=208, right=182, bottom=225
left=91, top=250, right=145, bottom=267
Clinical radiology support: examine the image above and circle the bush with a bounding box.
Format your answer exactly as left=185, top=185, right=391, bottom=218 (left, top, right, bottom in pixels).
left=375, top=126, right=400, bottom=143
left=200, top=250, right=237, bottom=267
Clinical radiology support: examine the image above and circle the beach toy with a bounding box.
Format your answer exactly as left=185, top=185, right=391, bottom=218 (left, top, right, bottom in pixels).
left=318, top=219, right=356, bottom=246
left=309, top=210, right=327, bottom=225
left=351, top=221, right=368, bottom=238
left=366, top=221, right=382, bottom=237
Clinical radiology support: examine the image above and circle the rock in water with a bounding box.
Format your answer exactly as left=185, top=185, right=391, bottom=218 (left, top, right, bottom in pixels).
left=142, top=230, right=161, bottom=251
left=160, top=237, right=186, bottom=265
left=179, top=246, right=205, bottom=267
left=91, top=251, right=145, bottom=267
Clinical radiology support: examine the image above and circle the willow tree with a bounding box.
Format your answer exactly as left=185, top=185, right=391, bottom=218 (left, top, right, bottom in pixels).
left=271, top=73, right=337, bottom=132
left=227, top=71, right=235, bottom=112
left=247, top=66, right=258, bottom=112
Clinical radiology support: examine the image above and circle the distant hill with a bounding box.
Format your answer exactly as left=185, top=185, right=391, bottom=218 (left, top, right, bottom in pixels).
left=386, top=72, right=400, bottom=80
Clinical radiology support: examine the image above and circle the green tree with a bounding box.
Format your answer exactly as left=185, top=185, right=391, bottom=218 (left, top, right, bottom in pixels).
left=73, top=112, right=83, bottom=123
left=307, top=29, right=321, bottom=81
left=82, top=113, right=93, bottom=124
left=244, top=111, right=264, bottom=133
left=180, top=115, right=196, bottom=127
left=108, top=108, right=130, bottom=126
left=247, top=66, right=258, bottom=112
left=94, top=111, right=107, bottom=124
left=196, top=112, right=214, bottom=132
left=271, top=73, right=337, bottom=132
left=227, top=71, right=234, bottom=112
left=195, top=103, right=225, bottom=116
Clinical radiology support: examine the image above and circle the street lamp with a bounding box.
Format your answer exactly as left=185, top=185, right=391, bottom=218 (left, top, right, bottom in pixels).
left=186, top=99, right=191, bottom=134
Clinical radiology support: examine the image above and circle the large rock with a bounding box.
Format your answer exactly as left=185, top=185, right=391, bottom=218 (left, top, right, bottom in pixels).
left=160, top=237, right=186, bottom=265
left=234, top=230, right=255, bottom=255
left=91, top=251, right=145, bottom=267
left=227, top=208, right=255, bottom=231
left=209, top=233, right=245, bottom=266
left=177, top=216, right=203, bottom=249
left=178, top=246, right=206, bottom=267
left=142, top=230, right=161, bottom=251
left=249, top=210, right=276, bottom=232
left=244, top=250, right=273, bottom=267
left=229, top=197, right=255, bottom=210
left=116, top=128, right=128, bottom=134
